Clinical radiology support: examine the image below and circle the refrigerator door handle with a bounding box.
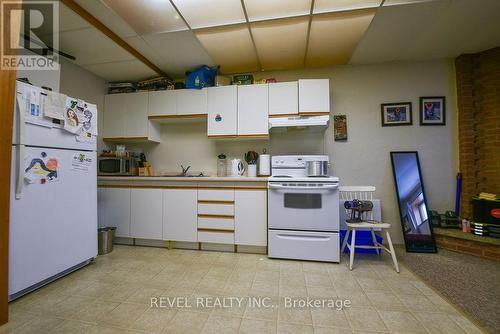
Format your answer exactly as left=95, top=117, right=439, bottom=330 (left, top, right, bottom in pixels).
left=15, top=93, right=26, bottom=200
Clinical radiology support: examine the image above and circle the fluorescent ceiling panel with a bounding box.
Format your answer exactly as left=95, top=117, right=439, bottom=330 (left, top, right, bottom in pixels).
left=314, top=0, right=381, bottom=13
left=173, top=0, right=246, bottom=29
left=74, top=0, right=137, bottom=38
left=306, top=9, right=376, bottom=67
left=196, top=25, right=259, bottom=73
left=251, top=17, right=308, bottom=70
left=103, top=0, right=187, bottom=34
left=244, top=0, right=311, bottom=22
left=84, top=59, right=157, bottom=81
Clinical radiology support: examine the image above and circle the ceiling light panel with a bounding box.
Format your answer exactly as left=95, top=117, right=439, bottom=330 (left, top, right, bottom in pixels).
left=306, top=9, right=376, bottom=67
left=314, top=0, right=381, bottom=13
left=196, top=25, right=259, bottom=74
left=173, top=0, right=246, bottom=29
left=103, top=0, right=187, bottom=35
left=244, top=0, right=311, bottom=22
left=251, top=17, right=308, bottom=70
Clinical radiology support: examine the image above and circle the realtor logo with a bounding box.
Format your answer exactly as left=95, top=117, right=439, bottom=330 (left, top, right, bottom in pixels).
left=1, top=0, right=59, bottom=70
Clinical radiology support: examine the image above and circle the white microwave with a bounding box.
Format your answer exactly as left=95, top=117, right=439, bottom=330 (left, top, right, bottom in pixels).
left=98, top=157, right=136, bottom=176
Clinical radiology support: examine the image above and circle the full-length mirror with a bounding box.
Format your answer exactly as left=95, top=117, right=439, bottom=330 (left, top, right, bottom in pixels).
left=390, top=152, right=437, bottom=253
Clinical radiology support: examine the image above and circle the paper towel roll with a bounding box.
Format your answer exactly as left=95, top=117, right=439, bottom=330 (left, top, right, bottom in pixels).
left=259, top=154, right=270, bottom=176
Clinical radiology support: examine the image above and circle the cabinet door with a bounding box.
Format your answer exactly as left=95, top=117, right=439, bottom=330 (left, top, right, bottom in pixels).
left=269, top=82, right=298, bottom=116
left=98, top=187, right=131, bottom=238
left=207, top=86, right=237, bottom=137
left=130, top=189, right=163, bottom=240
left=234, top=190, right=267, bottom=246
left=163, top=189, right=197, bottom=242
left=237, top=84, right=269, bottom=136
left=298, top=79, right=330, bottom=114
left=124, top=92, right=149, bottom=137
left=176, top=89, right=207, bottom=115
left=103, top=94, right=126, bottom=138
left=149, top=90, right=176, bottom=116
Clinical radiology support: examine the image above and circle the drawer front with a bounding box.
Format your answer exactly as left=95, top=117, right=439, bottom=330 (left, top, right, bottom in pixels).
left=198, top=189, right=234, bottom=201
left=198, top=217, right=234, bottom=230
left=268, top=230, right=339, bottom=262
left=198, top=203, right=234, bottom=216
left=198, top=231, right=234, bottom=244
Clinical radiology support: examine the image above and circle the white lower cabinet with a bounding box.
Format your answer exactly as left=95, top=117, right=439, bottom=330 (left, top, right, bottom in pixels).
left=163, top=189, right=198, bottom=242
left=130, top=189, right=163, bottom=240
left=234, top=190, right=267, bottom=246
left=98, top=187, right=131, bottom=238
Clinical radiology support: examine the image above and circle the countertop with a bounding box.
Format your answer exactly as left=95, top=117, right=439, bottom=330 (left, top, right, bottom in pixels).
left=98, top=176, right=269, bottom=182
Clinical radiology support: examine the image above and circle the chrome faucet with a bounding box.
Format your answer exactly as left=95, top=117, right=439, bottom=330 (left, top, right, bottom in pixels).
left=181, top=165, right=191, bottom=176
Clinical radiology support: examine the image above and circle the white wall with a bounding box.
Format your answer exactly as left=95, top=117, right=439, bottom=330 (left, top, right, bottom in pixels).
left=122, top=59, right=460, bottom=244
left=59, top=58, right=108, bottom=151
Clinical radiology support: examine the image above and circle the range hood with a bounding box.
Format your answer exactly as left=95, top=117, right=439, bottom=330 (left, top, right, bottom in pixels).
left=269, top=115, right=330, bottom=130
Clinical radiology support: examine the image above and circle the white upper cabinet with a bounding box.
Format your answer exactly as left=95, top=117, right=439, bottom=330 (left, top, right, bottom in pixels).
left=103, top=92, right=160, bottom=142
left=237, top=84, right=269, bottom=136
left=207, top=86, right=238, bottom=137
left=298, top=79, right=330, bottom=114
left=269, top=82, right=298, bottom=116
left=130, top=189, right=163, bottom=240
left=124, top=92, right=149, bottom=137
left=176, top=89, right=207, bottom=115
left=234, top=190, right=267, bottom=246
left=148, top=90, right=176, bottom=116
left=103, top=94, right=126, bottom=138
left=163, top=189, right=198, bottom=242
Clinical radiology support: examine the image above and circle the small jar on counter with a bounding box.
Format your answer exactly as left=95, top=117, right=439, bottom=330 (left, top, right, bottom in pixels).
left=217, top=154, right=227, bottom=177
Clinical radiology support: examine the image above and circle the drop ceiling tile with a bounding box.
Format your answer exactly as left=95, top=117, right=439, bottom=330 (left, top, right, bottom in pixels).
left=244, top=0, right=311, bottom=22
left=140, top=31, right=215, bottom=78
left=83, top=59, right=157, bottom=81
left=383, top=0, right=437, bottom=6
left=196, top=25, right=259, bottom=74
left=314, top=0, right=382, bottom=13
left=306, top=9, right=376, bottom=67
left=103, top=0, right=187, bottom=34
left=173, top=0, right=246, bottom=29
left=251, top=17, right=308, bottom=70
left=59, top=3, right=91, bottom=32
left=58, top=28, right=135, bottom=66
left=74, top=0, right=137, bottom=38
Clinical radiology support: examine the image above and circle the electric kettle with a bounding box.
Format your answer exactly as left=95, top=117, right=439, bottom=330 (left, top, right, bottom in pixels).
left=231, top=159, right=245, bottom=176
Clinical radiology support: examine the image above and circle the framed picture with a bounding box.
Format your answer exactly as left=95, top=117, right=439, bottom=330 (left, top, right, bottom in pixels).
left=333, top=115, right=347, bottom=141
left=420, top=96, right=445, bottom=125
left=381, top=102, right=412, bottom=126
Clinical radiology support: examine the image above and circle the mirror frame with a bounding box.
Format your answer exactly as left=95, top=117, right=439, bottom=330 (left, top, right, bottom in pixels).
left=390, top=151, right=437, bottom=253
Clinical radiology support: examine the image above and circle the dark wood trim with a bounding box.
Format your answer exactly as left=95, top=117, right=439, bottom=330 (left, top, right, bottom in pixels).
left=0, top=1, right=19, bottom=324
left=98, top=185, right=198, bottom=189
left=197, top=186, right=235, bottom=190
left=207, top=135, right=238, bottom=139
left=269, top=113, right=299, bottom=118
left=198, top=200, right=234, bottom=204
left=234, top=186, right=267, bottom=190
left=148, top=114, right=207, bottom=120
left=102, top=137, right=149, bottom=142
left=197, top=228, right=234, bottom=233
left=61, top=0, right=168, bottom=78
left=197, top=214, right=234, bottom=219
left=298, top=112, right=330, bottom=116
left=236, top=134, right=269, bottom=139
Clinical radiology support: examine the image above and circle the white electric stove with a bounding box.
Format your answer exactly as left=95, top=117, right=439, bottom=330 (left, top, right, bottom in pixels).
left=267, top=155, right=340, bottom=262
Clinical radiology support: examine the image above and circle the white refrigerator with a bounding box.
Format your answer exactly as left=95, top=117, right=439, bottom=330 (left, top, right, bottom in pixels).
left=9, top=81, right=97, bottom=300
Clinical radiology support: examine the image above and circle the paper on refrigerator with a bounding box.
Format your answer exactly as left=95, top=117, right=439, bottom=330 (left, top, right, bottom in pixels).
left=63, top=97, right=83, bottom=134
left=24, top=152, right=59, bottom=184
left=71, top=152, right=93, bottom=172
left=43, top=90, right=67, bottom=120
left=23, top=86, right=53, bottom=128
left=75, top=101, right=97, bottom=143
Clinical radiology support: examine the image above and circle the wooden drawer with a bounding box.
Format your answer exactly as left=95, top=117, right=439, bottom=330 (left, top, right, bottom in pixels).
left=198, top=230, right=234, bottom=244
left=198, top=189, right=234, bottom=201
left=198, top=203, right=234, bottom=216
left=198, top=217, right=234, bottom=230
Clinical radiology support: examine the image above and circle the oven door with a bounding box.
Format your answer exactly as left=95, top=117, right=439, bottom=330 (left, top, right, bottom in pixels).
left=268, top=182, right=339, bottom=231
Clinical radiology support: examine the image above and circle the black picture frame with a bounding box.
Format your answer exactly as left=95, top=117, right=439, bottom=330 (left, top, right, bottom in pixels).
left=419, top=96, right=446, bottom=126
left=390, top=151, right=437, bottom=253
left=381, top=102, right=412, bottom=127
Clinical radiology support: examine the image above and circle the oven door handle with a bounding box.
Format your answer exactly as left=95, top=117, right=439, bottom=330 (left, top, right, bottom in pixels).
left=276, top=233, right=332, bottom=241
left=268, top=183, right=338, bottom=190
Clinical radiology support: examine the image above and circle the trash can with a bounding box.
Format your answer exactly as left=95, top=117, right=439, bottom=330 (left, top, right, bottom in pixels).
left=98, top=227, right=116, bottom=255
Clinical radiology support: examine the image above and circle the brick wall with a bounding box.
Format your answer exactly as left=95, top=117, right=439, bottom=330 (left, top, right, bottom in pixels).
left=434, top=234, right=500, bottom=262
left=455, top=47, right=500, bottom=218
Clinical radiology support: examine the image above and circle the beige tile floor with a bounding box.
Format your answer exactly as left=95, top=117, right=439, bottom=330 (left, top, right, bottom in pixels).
left=1, top=245, right=484, bottom=334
